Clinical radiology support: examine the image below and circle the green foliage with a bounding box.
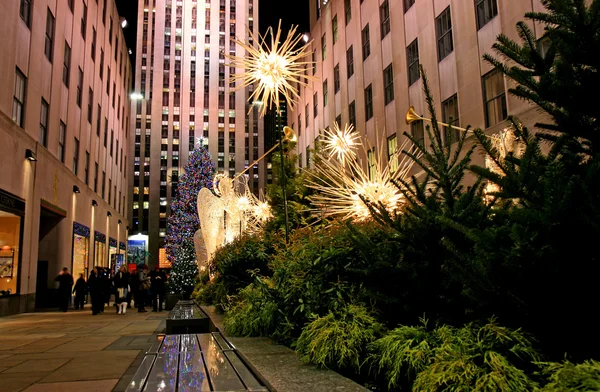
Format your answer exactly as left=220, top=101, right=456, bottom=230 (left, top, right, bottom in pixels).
left=369, top=320, right=540, bottom=391
left=295, top=304, right=382, bottom=371
left=222, top=276, right=279, bottom=337
left=538, top=359, right=600, bottom=391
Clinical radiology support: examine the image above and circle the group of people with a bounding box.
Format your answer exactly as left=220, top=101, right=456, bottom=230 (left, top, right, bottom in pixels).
left=54, top=264, right=169, bottom=315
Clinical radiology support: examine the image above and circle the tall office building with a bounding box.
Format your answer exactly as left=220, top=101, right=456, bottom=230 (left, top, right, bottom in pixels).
left=0, top=0, right=132, bottom=315
left=129, top=0, right=264, bottom=263
left=290, top=0, right=548, bottom=171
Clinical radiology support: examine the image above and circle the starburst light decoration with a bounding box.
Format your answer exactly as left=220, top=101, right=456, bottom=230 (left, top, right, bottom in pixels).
left=226, top=20, right=315, bottom=117
left=321, top=123, right=361, bottom=166
left=306, top=123, right=421, bottom=222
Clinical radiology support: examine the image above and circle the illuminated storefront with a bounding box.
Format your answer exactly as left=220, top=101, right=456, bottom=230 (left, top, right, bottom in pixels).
left=72, top=222, right=90, bottom=280
left=94, top=231, right=107, bottom=268
left=0, top=190, right=24, bottom=297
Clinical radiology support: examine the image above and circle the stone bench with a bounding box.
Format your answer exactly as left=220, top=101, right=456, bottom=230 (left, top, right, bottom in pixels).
left=166, top=300, right=211, bottom=334
left=126, top=332, right=268, bottom=392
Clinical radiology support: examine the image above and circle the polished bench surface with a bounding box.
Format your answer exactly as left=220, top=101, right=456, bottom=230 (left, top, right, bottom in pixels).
left=126, top=333, right=268, bottom=392
left=166, top=301, right=211, bottom=334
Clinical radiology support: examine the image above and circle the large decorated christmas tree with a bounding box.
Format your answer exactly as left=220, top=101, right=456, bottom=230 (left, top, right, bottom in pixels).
left=165, top=140, right=215, bottom=294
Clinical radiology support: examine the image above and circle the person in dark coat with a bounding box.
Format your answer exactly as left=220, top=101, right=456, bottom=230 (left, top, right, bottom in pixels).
left=136, top=264, right=150, bottom=313
left=55, top=267, right=74, bottom=312
left=88, top=267, right=104, bottom=315
left=72, top=273, right=86, bottom=310
left=114, top=265, right=130, bottom=314
left=149, top=266, right=167, bottom=312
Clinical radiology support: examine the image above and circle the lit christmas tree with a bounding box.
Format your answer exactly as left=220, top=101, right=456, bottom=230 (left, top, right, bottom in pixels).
left=165, top=140, right=215, bottom=293
left=167, top=239, right=198, bottom=295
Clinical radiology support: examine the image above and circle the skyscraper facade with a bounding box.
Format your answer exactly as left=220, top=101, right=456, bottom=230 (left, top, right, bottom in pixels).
left=129, top=0, right=264, bottom=262
left=0, top=0, right=132, bottom=315
left=290, top=0, right=548, bottom=171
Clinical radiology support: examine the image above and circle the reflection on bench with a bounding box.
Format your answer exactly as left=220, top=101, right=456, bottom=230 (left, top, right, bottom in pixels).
left=166, top=300, right=211, bottom=334
left=126, top=332, right=268, bottom=392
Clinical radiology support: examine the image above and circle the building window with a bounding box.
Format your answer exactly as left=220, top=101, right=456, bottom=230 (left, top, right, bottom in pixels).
left=73, top=137, right=79, bottom=175
left=110, top=130, right=114, bottom=156
left=109, top=18, right=113, bottom=44
left=344, top=0, right=352, bottom=25
left=349, top=100, right=356, bottom=128
left=436, top=7, right=453, bottom=61
left=367, top=148, right=376, bottom=181
left=20, top=0, right=32, bottom=27
left=412, top=120, right=424, bottom=148
left=91, top=28, right=97, bottom=61
left=85, top=152, right=90, bottom=184
left=45, top=8, right=55, bottom=62
left=76, top=68, right=83, bottom=107
left=323, top=80, right=328, bottom=107
left=94, top=163, right=98, bottom=192
left=100, top=50, right=104, bottom=80
left=313, top=92, right=318, bottom=118
left=442, top=94, right=460, bottom=145
left=364, top=84, right=373, bottom=121
left=321, top=34, right=327, bottom=60
left=58, top=121, right=66, bottom=163
left=63, top=42, right=71, bottom=86
left=332, top=15, right=338, bottom=44
left=334, top=64, right=340, bottom=93
left=407, top=38, right=420, bottom=86
left=306, top=145, right=311, bottom=168
left=312, top=50, right=317, bottom=75
left=476, top=0, right=498, bottom=30
left=383, top=63, right=394, bottom=105
left=387, top=134, right=398, bottom=172
left=362, top=25, right=370, bottom=61
left=380, top=0, right=390, bottom=39
left=87, top=88, right=93, bottom=123
left=347, top=46, right=354, bottom=77
left=316, top=0, right=321, bottom=19
left=483, top=69, right=507, bottom=127
left=40, top=99, right=49, bottom=147
left=81, top=3, right=87, bottom=39
left=404, top=0, right=415, bottom=12
left=305, top=104, right=309, bottom=129
left=12, top=69, right=26, bottom=127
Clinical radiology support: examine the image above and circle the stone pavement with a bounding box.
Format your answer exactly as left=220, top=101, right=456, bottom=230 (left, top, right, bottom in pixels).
left=0, top=305, right=165, bottom=392
left=0, top=305, right=368, bottom=392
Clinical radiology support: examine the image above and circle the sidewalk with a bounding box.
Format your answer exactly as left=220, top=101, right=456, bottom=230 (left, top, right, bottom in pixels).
left=0, top=305, right=165, bottom=392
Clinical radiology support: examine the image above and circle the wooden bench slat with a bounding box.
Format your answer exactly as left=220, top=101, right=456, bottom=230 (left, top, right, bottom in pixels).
left=224, top=351, right=268, bottom=392
left=146, top=335, right=164, bottom=355
left=180, top=334, right=200, bottom=352
left=160, top=335, right=180, bottom=354
left=125, top=354, right=156, bottom=392
left=178, top=350, right=212, bottom=391
left=143, top=353, right=179, bottom=392
left=211, top=332, right=234, bottom=351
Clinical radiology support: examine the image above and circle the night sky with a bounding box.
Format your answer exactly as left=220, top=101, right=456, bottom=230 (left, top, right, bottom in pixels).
left=116, top=0, right=309, bottom=67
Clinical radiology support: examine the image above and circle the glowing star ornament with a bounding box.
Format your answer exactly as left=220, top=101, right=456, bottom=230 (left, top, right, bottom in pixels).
left=226, top=20, right=315, bottom=117
left=306, top=125, right=420, bottom=222
left=321, top=122, right=361, bottom=166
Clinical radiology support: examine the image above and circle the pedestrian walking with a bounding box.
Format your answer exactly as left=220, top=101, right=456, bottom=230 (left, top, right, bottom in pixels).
left=72, top=273, right=86, bottom=310
left=88, top=267, right=104, bottom=315
left=149, top=266, right=167, bottom=312
left=136, top=264, right=150, bottom=313
left=55, top=267, right=74, bottom=312
left=114, top=265, right=130, bottom=314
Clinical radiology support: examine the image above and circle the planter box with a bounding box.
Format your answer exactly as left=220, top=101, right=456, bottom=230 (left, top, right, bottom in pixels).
left=165, top=293, right=182, bottom=310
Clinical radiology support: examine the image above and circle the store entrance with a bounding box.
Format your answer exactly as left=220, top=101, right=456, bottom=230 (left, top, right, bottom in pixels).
left=35, top=206, right=64, bottom=308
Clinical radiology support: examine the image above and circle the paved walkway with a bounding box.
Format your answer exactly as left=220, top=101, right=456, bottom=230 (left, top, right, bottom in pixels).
left=0, top=305, right=368, bottom=392
left=0, top=306, right=165, bottom=392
